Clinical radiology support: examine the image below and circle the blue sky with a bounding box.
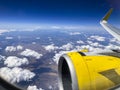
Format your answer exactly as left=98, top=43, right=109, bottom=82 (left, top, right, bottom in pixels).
left=0, top=0, right=120, bottom=27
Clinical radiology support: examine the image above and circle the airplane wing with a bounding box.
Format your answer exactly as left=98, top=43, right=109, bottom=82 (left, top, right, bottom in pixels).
left=100, top=8, right=120, bottom=41
left=0, top=77, right=23, bottom=90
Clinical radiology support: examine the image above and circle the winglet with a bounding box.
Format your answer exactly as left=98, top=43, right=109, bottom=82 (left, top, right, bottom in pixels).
left=102, top=8, right=113, bottom=21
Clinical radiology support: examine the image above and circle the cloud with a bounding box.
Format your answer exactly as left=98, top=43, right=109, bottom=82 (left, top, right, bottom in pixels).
left=109, top=38, right=120, bottom=44
left=5, top=45, right=23, bottom=52
left=64, top=26, right=81, bottom=30
left=0, top=55, right=5, bottom=61
left=110, top=38, right=117, bottom=43
left=80, top=45, right=94, bottom=51
left=89, top=35, right=105, bottom=41
left=4, top=56, right=29, bottom=67
left=5, top=46, right=16, bottom=52
left=60, top=43, right=73, bottom=51
left=51, top=26, right=61, bottom=29
left=48, top=85, right=53, bottom=89
left=63, top=26, right=102, bottom=30
left=5, top=37, right=13, bottom=40
left=91, top=42, right=101, bottom=47
left=79, top=43, right=105, bottom=52
left=0, top=29, right=9, bottom=34
left=48, top=37, right=52, bottom=41
left=86, top=40, right=93, bottom=44
left=32, top=42, right=36, bottom=44
left=44, top=43, right=74, bottom=51
left=16, top=45, right=23, bottom=50
left=69, top=32, right=81, bottom=35
left=105, top=44, right=120, bottom=50
left=36, top=37, right=40, bottom=39
left=20, top=49, right=43, bottom=59
left=0, top=67, right=35, bottom=83
left=76, top=40, right=84, bottom=44
left=43, top=44, right=58, bottom=52
left=27, top=85, right=44, bottom=90
left=86, top=40, right=103, bottom=47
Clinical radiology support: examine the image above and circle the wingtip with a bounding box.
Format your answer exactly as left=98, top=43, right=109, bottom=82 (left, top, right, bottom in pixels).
left=102, top=8, right=113, bottom=21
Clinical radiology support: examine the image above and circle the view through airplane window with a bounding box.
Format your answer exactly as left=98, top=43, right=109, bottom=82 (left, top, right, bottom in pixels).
left=0, top=0, right=120, bottom=90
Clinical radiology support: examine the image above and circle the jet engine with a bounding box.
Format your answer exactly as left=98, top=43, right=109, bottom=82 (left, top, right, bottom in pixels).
left=58, top=50, right=120, bottom=90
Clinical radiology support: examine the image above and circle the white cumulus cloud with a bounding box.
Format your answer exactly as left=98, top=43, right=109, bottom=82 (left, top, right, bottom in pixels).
left=43, top=44, right=58, bottom=52
left=80, top=45, right=103, bottom=52
left=88, top=41, right=103, bottom=47
left=0, top=67, right=35, bottom=83
left=5, top=46, right=16, bottom=52
left=89, top=35, right=105, bottom=41
left=20, top=49, right=43, bottom=59
left=5, top=45, right=23, bottom=52
left=76, top=40, right=84, bottom=44
left=16, top=45, right=23, bottom=50
left=110, top=38, right=117, bottom=43
left=44, top=43, right=74, bottom=51
left=27, top=85, right=44, bottom=90
left=105, top=44, right=120, bottom=50
left=4, top=56, right=29, bottom=67
left=60, top=43, right=73, bottom=51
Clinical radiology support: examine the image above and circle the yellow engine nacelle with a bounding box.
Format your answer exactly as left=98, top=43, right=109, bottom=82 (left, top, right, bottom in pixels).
left=58, top=51, right=120, bottom=90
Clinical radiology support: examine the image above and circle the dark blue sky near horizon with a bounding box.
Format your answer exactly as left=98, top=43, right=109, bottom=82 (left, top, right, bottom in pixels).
left=0, top=0, right=120, bottom=26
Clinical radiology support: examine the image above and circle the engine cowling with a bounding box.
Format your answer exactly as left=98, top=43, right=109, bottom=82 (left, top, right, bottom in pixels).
left=58, top=50, right=120, bottom=90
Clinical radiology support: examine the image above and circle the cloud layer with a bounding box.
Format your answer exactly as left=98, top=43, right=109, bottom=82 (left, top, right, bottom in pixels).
left=51, top=34, right=120, bottom=63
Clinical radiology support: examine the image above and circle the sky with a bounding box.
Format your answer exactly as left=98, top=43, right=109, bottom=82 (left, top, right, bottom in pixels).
left=0, top=0, right=120, bottom=27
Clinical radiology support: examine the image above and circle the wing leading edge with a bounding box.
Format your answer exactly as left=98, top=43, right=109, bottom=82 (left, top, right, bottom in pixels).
left=100, top=8, right=120, bottom=41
